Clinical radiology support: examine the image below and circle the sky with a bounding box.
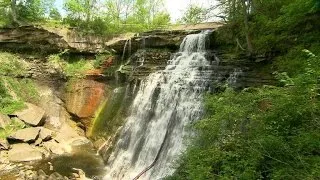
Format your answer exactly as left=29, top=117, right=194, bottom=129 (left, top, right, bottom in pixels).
left=54, top=0, right=215, bottom=22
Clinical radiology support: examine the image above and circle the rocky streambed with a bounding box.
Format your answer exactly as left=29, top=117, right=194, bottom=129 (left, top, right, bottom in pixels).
left=0, top=102, right=105, bottom=180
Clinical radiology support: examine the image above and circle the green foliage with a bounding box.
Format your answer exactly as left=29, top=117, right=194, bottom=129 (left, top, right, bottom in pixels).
left=48, top=54, right=94, bottom=78
left=0, top=80, right=25, bottom=114
left=1, top=0, right=170, bottom=34
left=17, top=0, right=45, bottom=22
left=90, top=87, right=127, bottom=138
left=0, top=52, right=27, bottom=77
left=4, top=77, right=39, bottom=103
left=274, top=44, right=320, bottom=77
left=0, top=118, right=26, bottom=140
left=49, top=8, right=62, bottom=21
left=180, top=4, right=207, bottom=24
left=62, top=0, right=170, bottom=35
left=169, top=51, right=320, bottom=179
left=63, top=0, right=96, bottom=27
left=0, top=52, right=39, bottom=114
left=0, top=52, right=34, bottom=113
left=0, top=2, right=10, bottom=27
left=94, top=54, right=111, bottom=68
left=215, top=0, right=320, bottom=55
left=151, top=12, right=171, bottom=29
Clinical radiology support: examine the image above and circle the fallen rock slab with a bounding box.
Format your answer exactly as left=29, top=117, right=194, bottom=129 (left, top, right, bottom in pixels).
left=37, top=127, right=54, bottom=141
left=8, top=127, right=40, bottom=143
left=68, top=137, right=92, bottom=147
left=0, top=113, right=11, bottom=129
left=12, top=103, right=46, bottom=126
left=43, top=140, right=66, bottom=155
left=53, top=123, right=80, bottom=143
left=34, top=137, right=43, bottom=146
left=0, top=139, right=10, bottom=150
left=8, top=143, right=43, bottom=162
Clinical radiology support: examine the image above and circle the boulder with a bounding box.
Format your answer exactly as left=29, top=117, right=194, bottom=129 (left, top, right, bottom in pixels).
left=34, top=138, right=43, bottom=146
left=8, top=143, right=43, bottom=162
left=12, top=103, right=46, bottom=126
left=53, top=123, right=80, bottom=144
left=8, top=127, right=40, bottom=143
left=48, top=172, right=66, bottom=180
left=11, top=117, right=26, bottom=128
left=42, top=140, right=66, bottom=155
left=37, top=127, right=54, bottom=141
left=0, top=139, right=9, bottom=150
left=38, top=170, right=49, bottom=180
left=68, top=137, right=92, bottom=147
left=0, top=113, right=10, bottom=129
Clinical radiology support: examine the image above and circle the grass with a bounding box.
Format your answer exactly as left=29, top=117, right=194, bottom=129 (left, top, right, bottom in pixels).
left=0, top=52, right=28, bottom=77
left=0, top=118, right=26, bottom=140
left=48, top=54, right=94, bottom=78
left=0, top=52, right=40, bottom=114
left=4, top=77, right=39, bottom=103
left=0, top=79, right=25, bottom=114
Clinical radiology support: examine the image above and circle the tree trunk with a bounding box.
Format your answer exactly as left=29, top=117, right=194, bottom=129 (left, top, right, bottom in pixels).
left=10, top=0, right=19, bottom=25
left=241, top=0, right=254, bottom=55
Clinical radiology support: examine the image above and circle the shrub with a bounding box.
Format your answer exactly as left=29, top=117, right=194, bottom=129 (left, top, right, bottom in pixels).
left=168, top=50, right=320, bottom=179
left=0, top=52, right=28, bottom=77
left=0, top=80, right=25, bottom=114
left=48, top=54, right=94, bottom=78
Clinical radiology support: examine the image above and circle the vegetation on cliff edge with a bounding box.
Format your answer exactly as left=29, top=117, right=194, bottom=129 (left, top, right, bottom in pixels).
left=168, top=0, right=320, bottom=179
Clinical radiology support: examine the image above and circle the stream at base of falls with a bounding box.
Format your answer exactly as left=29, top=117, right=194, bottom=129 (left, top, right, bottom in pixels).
left=104, top=31, right=214, bottom=180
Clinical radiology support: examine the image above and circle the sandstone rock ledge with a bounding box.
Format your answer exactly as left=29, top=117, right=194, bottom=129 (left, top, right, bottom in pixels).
left=0, top=23, right=222, bottom=54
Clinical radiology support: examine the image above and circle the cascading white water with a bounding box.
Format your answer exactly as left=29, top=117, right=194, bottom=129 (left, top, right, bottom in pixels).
left=104, top=32, right=213, bottom=180
left=227, top=68, right=243, bottom=87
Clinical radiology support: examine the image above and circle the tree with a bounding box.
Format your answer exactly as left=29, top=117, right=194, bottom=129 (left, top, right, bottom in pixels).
left=181, top=4, right=207, bottom=24
left=210, top=0, right=255, bottom=54
left=10, top=0, right=18, bottom=24
left=17, top=0, right=47, bottom=22
left=49, top=8, right=62, bottom=21
left=64, top=0, right=98, bottom=23
left=0, top=0, right=20, bottom=25
left=0, top=0, right=10, bottom=26
left=240, top=0, right=253, bottom=55
left=151, top=12, right=170, bottom=29
left=103, top=0, right=169, bottom=33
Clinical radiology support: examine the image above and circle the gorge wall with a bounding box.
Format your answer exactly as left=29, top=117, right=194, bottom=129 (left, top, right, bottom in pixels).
left=0, top=24, right=275, bottom=179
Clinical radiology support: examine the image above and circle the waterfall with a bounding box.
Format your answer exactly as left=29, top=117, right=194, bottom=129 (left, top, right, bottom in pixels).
left=227, top=68, right=243, bottom=87
left=122, top=39, right=132, bottom=62
left=104, top=32, right=213, bottom=180
left=138, top=37, right=146, bottom=67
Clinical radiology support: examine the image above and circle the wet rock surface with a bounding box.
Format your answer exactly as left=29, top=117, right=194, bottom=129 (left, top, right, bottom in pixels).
left=65, top=79, right=107, bottom=130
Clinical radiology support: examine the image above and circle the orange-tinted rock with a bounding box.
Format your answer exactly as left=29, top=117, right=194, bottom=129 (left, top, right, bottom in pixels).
left=65, top=79, right=106, bottom=129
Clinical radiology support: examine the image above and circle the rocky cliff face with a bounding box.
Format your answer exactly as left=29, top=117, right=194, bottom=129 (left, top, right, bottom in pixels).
left=0, top=25, right=201, bottom=54
left=0, top=24, right=276, bottom=178
left=65, top=79, right=107, bottom=129
left=0, top=26, right=106, bottom=53
left=0, top=24, right=275, bottom=136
